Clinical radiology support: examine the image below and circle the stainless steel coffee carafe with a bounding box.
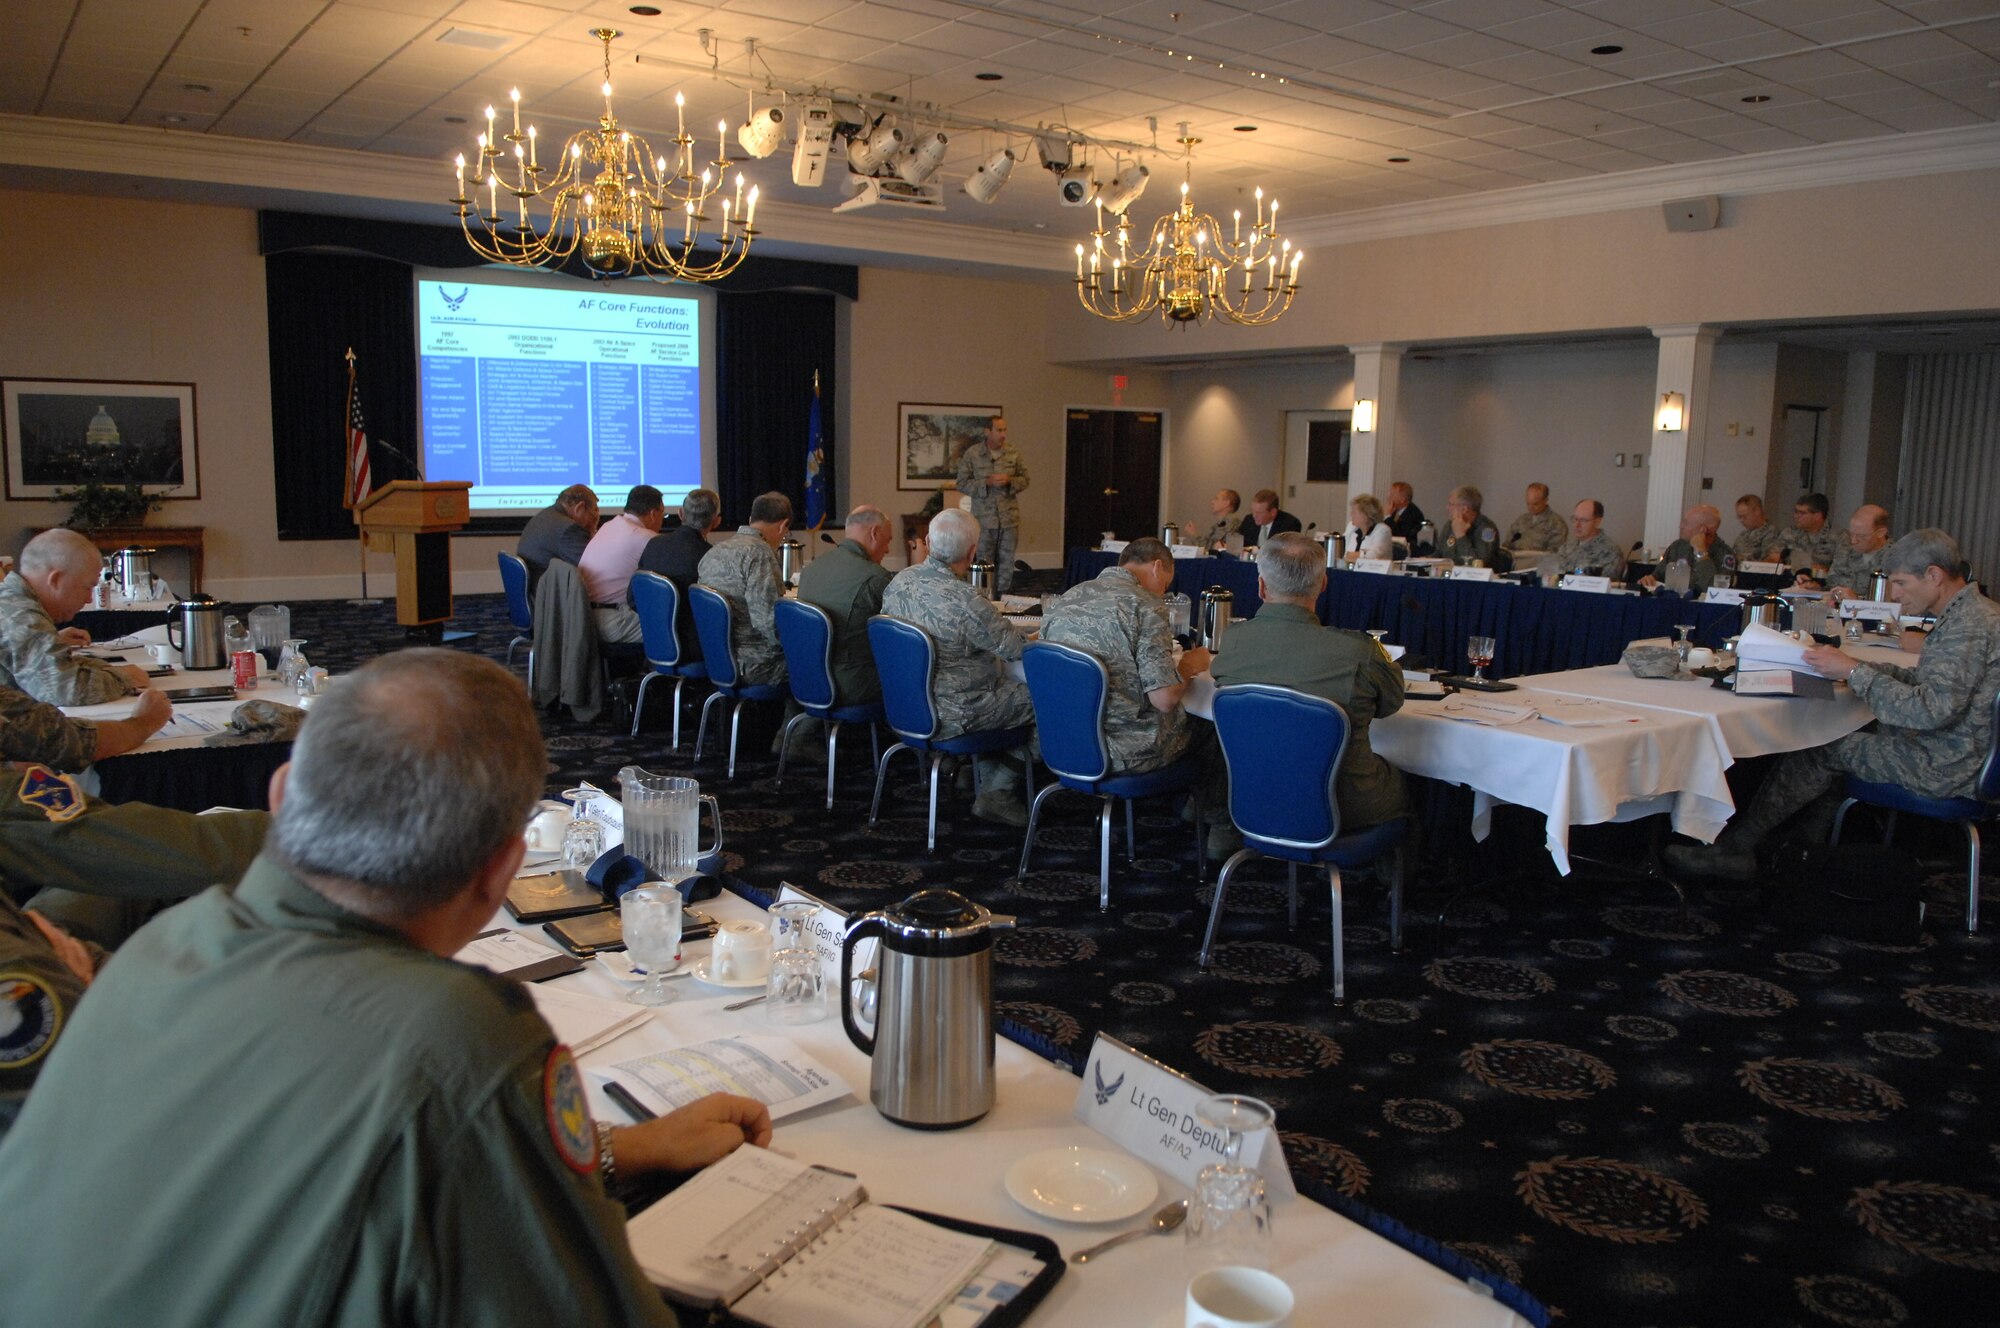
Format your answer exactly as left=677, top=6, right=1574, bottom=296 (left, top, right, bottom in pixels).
left=968, top=560, right=997, bottom=599
left=1161, top=522, right=1180, bottom=546
left=1325, top=532, right=1346, bottom=568
left=1198, top=585, right=1234, bottom=652
left=840, top=889, right=1011, bottom=1129
left=117, top=546, right=156, bottom=600
left=167, top=597, right=229, bottom=670
left=778, top=538, right=802, bottom=586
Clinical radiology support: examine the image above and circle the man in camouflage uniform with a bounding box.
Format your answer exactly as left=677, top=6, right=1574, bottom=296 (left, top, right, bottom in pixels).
left=954, top=415, right=1029, bottom=594
left=881, top=509, right=1035, bottom=826
left=2, top=684, right=170, bottom=769
left=1552, top=499, right=1628, bottom=581
left=1040, top=538, right=1212, bottom=776
left=1186, top=489, right=1242, bottom=551
left=0, top=530, right=150, bottom=705
left=1640, top=504, right=1736, bottom=596
left=1778, top=492, right=1842, bottom=571
left=1667, top=529, right=2000, bottom=882
left=1732, top=494, right=1785, bottom=565
left=1505, top=483, right=1567, bottom=553
left=1811, top=504, right=1892, bottom=603
left=695, top=491, right=791, bottom=688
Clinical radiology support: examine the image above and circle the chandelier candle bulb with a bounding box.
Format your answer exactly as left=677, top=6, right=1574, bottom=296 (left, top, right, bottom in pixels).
left=510, top=88, right=520, bottom=137
left=486, top=105, right=496, bottom=145
left=746, top=186, right=758, bottom=228
left=528, top=125, right=537, bottom=168
left=454, top=154, right=464, bottom=196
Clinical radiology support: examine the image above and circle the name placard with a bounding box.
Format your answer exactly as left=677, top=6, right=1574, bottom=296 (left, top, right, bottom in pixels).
left=1073, top=1033, right=1295, bottom=1200
left=1838, top=598, right=1898, bottom=622
left=1702, top=587, right=1748, bottom=604
left=776, top=883, right=879, bottom=995
left=1354, top=558, right=1395, bottom=575
left=1099, top=539, right=1128, bottom=554
left=1560, top=574, right=1611, bottom=594
left=1170, top=544, right=1204, bottom=560
left=1448, top=565, right=1495, bottom=582
left=1741, top=560, right=1785, bottom=575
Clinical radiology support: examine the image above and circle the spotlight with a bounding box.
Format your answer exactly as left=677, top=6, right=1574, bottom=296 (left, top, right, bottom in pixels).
left=1036, top=133, right=1074, bottom=173
left=1094, top=162, right=1150, bottom=215
left=737, top=105, right=785, bottom=158
left=963, top=147, right=1015, bottom=204
left=846, top=121, right=905, bottom=174
left=792, top=97, right=835, bottom=187
left=896, top=130, right=948, bottom=185
left=1057, top=164, right=1096, bottom=207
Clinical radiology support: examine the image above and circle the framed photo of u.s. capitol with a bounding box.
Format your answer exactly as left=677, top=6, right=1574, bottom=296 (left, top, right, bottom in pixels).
left=3, top=378, right=200, bottom=500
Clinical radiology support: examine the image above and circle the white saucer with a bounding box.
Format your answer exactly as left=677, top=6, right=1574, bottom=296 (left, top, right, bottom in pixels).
left=688, top=956, right=769, bottom=989
left=1003, top=1146, right=1158, bottom=1223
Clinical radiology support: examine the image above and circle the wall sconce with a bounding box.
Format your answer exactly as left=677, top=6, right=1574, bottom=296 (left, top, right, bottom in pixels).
left=1353, top=398, right=1376, bottom=433
left=1656, top=391, right=1685, bottom=432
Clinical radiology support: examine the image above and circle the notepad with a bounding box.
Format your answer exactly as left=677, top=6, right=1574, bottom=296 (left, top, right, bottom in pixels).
left=627, top=1147, right=996, bottom=1328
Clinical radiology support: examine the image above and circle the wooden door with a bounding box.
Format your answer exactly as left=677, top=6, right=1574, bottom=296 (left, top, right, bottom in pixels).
left=1063, top=408, right=1164, bottom=551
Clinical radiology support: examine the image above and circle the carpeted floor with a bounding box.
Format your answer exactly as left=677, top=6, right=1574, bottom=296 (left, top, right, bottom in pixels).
left=290, top=592, right=2000, bottom=1327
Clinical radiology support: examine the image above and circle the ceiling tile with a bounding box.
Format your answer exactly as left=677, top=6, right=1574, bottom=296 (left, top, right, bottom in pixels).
left=1411, top=0, right=1563, bottom=28
left=1780, top=9, right=1925, bottom=44
left=1845, top=28, right=1991, bottom=67
left=1335, top=9, right=1464, bottom=50
left=1733, top=0, right=1882, bottom=29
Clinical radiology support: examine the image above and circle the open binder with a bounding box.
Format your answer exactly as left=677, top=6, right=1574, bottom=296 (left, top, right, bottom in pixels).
left=628, top=1147, right=1062, bottom=1328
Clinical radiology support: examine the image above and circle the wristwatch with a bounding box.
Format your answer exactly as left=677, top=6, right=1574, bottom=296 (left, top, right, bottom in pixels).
left=595, top=1121, right=617, bottom=1187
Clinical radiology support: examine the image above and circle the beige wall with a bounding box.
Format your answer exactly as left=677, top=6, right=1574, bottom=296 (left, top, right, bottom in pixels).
left=1164, top=363, right=1352, bottom=533
left=1045, top=167, right=2000, bottom=363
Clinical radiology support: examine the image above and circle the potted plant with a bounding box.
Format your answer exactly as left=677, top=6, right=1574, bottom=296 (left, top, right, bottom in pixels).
left=55, top=482, right=168, bottom=530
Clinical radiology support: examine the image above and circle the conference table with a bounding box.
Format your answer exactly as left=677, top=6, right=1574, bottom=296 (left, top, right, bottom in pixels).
left=493, top=881, right=1536, bottom=1327
left=59, top=623, right=297, bottom=810
left=1064, top=549, right=1741, bottom=676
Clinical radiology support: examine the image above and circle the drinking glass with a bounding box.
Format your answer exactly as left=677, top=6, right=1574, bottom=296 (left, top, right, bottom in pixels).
left=766, top=900, right=828, bottom=1024
left=1185, top=1094, right=1276, bottom=1272
left=1467, top=635, right=1497, bottom=681
left=276, top=639, right=309, bottom=688
left=562, top=817, right=606, bottom=873
left=1673, top=623, right=1696, bottom=670
left=1666, top=557, right=1692, bottom=597
left=622, top=885, right=683, bottom=1006
left=1163, top=591, right=1192, bottom=638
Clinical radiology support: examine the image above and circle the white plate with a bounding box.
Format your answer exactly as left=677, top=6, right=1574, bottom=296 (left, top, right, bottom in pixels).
left=1003, top=1146, right=1158, bottom=1224
left=687, top=956, right=768, bottom=989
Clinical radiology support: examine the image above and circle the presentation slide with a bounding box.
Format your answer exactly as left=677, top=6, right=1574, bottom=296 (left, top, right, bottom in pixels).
left=415, top=276, right=704, bottom=516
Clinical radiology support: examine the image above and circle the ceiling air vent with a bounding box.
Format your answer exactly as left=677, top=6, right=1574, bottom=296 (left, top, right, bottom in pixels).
left=436, top=28, right=511, bottom=51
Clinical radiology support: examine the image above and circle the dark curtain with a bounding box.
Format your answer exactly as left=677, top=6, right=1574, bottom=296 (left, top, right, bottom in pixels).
left=716, top=291, right=837, bottom=529
left=265, top=252, right=422, bottom=540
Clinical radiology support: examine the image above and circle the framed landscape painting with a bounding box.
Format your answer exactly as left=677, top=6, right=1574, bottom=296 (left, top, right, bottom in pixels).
left=899, top=402, right=1000, bottom=491
left=3, top=378, right=200, bottom=500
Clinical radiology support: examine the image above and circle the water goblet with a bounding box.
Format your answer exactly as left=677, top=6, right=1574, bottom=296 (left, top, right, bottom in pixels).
left=1185, top=1093, right=1276, bottom=1273
left=622, top=885, right=683, bottom=1007
left=562, top=816, right=606, bottom=873
left=1467, top=635, right=1497, bottom=682
left=766, top=900, right=827, bottom=1025
left=1673, top=623, right=1696, bottom=670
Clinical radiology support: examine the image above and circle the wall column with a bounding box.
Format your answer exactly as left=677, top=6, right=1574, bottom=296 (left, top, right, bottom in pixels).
left=1348, top=343, right=1405, bottom=502
left=1646, top=324, right=1719, bottom=550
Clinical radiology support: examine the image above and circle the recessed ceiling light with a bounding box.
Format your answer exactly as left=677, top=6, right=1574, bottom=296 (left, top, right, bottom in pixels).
left=1387, top=156, right=1410, bottom=163
left=444, top=115, right=467, bottom=124
left=1742, top=94, right=1771, bottom=103
left=629, top=5, right=661, bottom=15
left=1590, top=45, right=1624, bottom=55
left=160, top=113, right=187, bottom=124
left=182, top=82, right=212, bottom=93
left=975, top=72, right=1003, bottom=81
left=1032, top=222, right=1046, bottom=229
left=1233, top=124, right=1257, bottom=132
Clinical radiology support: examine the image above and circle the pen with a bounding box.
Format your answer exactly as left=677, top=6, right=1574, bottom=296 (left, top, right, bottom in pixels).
left=604, top=1081, right=656, bottom=1122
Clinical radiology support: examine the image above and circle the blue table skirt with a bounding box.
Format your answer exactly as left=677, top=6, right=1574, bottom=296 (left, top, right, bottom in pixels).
left=1064, top=549, right=1739, bottom=678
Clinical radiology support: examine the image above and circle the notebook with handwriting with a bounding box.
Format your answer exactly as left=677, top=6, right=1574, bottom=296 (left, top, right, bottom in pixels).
left=626, top=1146, right=996, bottom=1328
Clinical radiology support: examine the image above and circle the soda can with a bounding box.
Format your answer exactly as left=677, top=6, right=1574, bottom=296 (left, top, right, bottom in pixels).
left=231, top=650, right=259, bottom=690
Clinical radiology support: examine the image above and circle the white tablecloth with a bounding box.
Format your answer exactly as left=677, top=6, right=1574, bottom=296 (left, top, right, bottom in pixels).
left=503, top=889, right=1525, bottom=1328
left=1512, top=663, right=1874, bottom=759
left=61, top=623, right=303, bottom=754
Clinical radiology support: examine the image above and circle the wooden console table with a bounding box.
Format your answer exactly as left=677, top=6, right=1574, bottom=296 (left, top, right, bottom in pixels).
left=32, top=526, right=206, bottom=594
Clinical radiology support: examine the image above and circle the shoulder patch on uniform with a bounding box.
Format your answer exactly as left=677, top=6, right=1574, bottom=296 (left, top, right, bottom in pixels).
left=16, top=765, right=86, bottom=823
left=1, top=973, right=64, bottom=1070
left=543, top=1044, right=597, bottom=1175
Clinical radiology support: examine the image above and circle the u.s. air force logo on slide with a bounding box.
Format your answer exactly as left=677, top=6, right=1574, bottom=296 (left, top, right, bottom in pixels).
left=16, top=765, right=85, bottom=823
left=543, top=1045, right=597, bottom=1174
left=1, top=974, right=63, bottom=1070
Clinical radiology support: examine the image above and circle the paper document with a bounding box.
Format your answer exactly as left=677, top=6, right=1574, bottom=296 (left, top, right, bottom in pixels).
left=1436, top=696, right=1539, bottom=726
left=157, top=714, right=224, bottom=738
left=456, top=929, right=577, bottom=980
left=528, top=985, right=651, bottom=1055
left=601, top=1034, right=850, bottom=1120
left=1535, top=697, right=1646, bottom=727
left=1736, top=623, right=1835, bottom=677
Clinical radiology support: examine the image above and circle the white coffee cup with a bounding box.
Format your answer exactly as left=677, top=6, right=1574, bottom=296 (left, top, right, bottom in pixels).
left=711, top=919, right=773, bottom=983
left=1186, top=1267, right=1294, bottom=1328
left=1686, top=646, right=1716, bottom=669
left=148, top=643, right=175, bottom=666
left=524, top=803, right=572, bottom=853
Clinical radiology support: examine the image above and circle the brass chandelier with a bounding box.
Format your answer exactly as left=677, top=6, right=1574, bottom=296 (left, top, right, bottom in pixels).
left=451, top=28, right=759, bottom=283
left=1075, top=132, right=1300, bottom=327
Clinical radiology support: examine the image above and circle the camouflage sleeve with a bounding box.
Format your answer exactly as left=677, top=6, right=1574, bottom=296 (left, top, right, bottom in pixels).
left=0, top=689, right=96, bottom=771
left=746, top=549, right=783, bottom=641
left=966, top=594, right=1027, bottom=662
left=1, top=900, right=89, bottom=1133
left=1009, top=446, right=1030, bottom=496
left=1603, top=539, right=1628, bottom=583
left=1132, top=597, right=1179, bottom=694
left=1848, top=614, right=1989, bottom=733
left=0, top=626, right=131, bottom=707
left=954, top=445, right=980, bottom=494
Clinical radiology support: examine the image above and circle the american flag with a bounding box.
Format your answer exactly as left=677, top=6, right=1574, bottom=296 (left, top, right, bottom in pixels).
left=344, top=360, right=373, bottom=508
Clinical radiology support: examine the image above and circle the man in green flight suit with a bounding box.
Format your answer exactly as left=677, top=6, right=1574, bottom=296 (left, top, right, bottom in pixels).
left=0, top=649, right=770, bottom=1326
left=796, top=504, right=895, bottom=706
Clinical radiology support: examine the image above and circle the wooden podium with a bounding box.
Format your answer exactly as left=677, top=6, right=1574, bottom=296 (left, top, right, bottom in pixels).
left=354, top=481, right=472, bottom=632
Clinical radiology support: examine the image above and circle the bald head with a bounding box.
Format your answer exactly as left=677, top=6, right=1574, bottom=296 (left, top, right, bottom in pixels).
left=844, top=505, right=892, bottom=562
left=1848, top=504, right=1890, bottom=553
left=18, top=528, right=104, bottom=620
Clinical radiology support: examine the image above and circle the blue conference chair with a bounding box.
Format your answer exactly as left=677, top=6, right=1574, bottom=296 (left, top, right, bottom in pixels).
left=688, top=584, right=787, bottom=779
left=1202, top=683, right=1411, bottom=1003
left=1018, top=639, right=1204, bottom=911
left=1829, top=687, right=2000, bottom=935
left=773, top=599, right=885, bottom=810
left=629, top=571, right=709, bottom=746
left=497, top=552, right=534, bottom=687
left=866, top=615, right=1034, bottom=851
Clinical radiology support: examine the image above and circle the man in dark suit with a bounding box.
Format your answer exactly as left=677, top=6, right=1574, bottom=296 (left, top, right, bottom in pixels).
left=636, top=488, right=720, bottom=662
left=1384, top=481, right=1425, bottom=545
left=1236, top=489, right=1302, bottom=549
left=516, top=485, right=597, bottom=593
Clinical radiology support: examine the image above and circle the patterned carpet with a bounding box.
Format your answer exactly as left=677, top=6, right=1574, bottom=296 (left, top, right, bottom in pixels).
left=291, top=592, right=2000, bottom=1327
